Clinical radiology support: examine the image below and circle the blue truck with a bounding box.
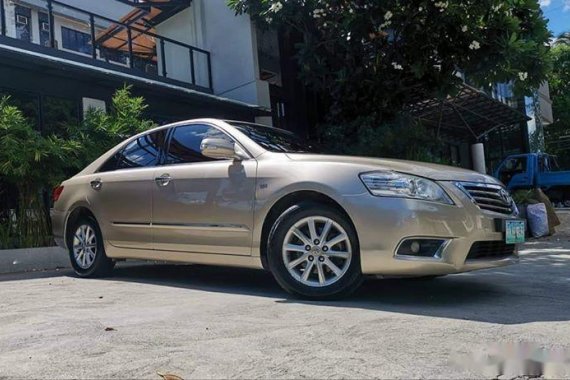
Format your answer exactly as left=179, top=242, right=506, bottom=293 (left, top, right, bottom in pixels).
left=494, top=153, right=570, bottom=205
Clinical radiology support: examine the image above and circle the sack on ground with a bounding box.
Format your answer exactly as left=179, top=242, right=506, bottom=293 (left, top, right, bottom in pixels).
left=531, top=188, right=560, bottom=234
left=526, top=203, right=549, bottom=238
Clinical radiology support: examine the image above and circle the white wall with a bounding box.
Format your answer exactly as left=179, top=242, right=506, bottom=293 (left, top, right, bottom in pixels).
left=5, top=0, right=272, bottom=110
left=155, top=0, right=271, bottom=109
left=155, top=6, right=209, bottom=87
left=19, top=0, right=134, bottom=23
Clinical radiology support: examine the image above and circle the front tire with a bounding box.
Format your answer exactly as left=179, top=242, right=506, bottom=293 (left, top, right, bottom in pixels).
left=267, top=202, right=363, bottom=299
left=68, top=217, right=115, bottom=277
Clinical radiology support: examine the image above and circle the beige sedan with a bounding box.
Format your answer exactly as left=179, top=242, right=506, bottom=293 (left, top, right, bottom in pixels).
left=51, top=119, right=522, bottom=299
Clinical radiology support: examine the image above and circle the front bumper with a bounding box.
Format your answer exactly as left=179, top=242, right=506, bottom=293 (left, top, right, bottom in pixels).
left=342, top=181, right=520, bottom=276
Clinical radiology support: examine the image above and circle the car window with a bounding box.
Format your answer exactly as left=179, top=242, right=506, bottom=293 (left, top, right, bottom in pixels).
left=99, top=130, right=166, bottom=172
left=165, top=124, right=233, bottom=165
left=229, top=121, right=318, bottom=153
left=499, top=156, right=527, bottom=185
left=539, top=155, right=557, bottom=172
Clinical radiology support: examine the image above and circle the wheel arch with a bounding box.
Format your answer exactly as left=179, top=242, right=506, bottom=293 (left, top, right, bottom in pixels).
left=64, top=206, right=98, bottom=248
left=259, top=190, right=358, bottom=271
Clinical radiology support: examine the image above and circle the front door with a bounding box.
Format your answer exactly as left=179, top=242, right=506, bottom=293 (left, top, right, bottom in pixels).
left=152, top=124, right=257, bottom=255
left=87, top=129, right=166, bottom=250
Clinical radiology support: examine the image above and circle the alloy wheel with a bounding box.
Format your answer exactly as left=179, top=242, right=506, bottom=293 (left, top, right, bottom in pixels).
left=73, top=224, right=97, bottom=269
left=282, top=216, right=352, bottom=287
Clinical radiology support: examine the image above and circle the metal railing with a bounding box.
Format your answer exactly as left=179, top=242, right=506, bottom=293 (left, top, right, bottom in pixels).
left=0, top=0, right=212, bottom=91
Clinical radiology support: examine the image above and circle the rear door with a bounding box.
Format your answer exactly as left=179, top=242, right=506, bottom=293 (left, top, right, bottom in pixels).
left=86, top=129, right=166, bottom=249
left=151, top=123, right=257, bottom=255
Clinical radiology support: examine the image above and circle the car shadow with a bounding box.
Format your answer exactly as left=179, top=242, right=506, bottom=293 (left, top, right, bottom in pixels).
left=110, top=250, right=570, bottom=325
left=2, top=243, right=569, bottom=326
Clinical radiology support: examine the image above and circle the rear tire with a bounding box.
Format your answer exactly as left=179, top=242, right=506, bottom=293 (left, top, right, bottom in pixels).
left=267, top=202, right=363, bottom=300
left=67, top=217, right=115, bottom=278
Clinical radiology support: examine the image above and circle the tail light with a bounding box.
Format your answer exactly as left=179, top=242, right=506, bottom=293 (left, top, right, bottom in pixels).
left=52, top=185, right=64, bottom=203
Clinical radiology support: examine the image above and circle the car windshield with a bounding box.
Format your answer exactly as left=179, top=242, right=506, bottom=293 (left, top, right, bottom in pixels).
left=229, top=122, right=318, bottom=153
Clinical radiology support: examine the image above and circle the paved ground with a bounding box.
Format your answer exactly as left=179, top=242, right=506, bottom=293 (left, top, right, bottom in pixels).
left=1, top=233, right=570, bottom=378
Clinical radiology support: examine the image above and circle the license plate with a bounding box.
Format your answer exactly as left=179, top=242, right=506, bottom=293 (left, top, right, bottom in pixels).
left=505, top=220, right=526, bottom=244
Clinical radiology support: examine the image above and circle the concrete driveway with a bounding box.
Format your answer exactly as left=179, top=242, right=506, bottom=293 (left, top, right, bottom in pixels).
left=1, top=239, right=570, bottom=379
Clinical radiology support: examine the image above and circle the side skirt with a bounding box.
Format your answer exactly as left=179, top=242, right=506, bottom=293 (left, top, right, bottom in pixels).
left=104, top=243, right=264, bottom=270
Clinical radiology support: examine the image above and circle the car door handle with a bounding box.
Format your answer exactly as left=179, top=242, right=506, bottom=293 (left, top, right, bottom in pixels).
left=155, top=174, right=172, bottom=187
left=90, top=178, right=102, bottom=191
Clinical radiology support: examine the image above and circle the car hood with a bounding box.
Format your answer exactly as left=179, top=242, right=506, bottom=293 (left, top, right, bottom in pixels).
left=285, top=153, right=501, bottom=184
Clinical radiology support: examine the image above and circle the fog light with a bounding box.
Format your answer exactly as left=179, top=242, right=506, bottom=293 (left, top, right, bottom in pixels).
left=396, top=239, right=448, bottom=258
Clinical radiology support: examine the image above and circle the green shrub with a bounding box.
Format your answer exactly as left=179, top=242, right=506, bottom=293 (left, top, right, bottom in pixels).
left=0, top=86, right=155, bottom=249
left=0, top=96, right=79, bottom=248
left=69, top=86, right=156, bottom=169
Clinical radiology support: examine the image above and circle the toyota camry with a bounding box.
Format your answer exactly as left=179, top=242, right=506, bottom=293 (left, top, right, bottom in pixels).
left=51, top=119, right=524, bottom=299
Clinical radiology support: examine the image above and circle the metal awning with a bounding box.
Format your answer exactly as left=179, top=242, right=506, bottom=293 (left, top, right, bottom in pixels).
left=96, top=1, right=192, bottom=59
left=404, top=84, right=530, bottom=141
left=113, top=0, right=192, bottom=24
left=95, top=7, right=161, bottom=60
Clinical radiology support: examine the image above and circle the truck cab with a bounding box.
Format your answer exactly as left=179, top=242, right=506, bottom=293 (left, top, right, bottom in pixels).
left=494, top=153, right=570, bottom=204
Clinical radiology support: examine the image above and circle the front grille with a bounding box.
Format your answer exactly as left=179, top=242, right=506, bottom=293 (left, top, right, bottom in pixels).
left=458, top=182, right=514, bottom=215
left=466, top=241, right=516, bottom=260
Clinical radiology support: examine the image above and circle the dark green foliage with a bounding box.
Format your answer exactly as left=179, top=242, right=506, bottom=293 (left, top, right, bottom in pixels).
left=228, top=0, right=551, bottom=158
left=0, top=97, right=79, bottom=248
left=0, top=86, right=155, bottom=248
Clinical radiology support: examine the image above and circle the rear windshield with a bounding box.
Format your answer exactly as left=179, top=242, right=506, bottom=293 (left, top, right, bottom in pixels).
left=229, top=122, right=318, bottom=153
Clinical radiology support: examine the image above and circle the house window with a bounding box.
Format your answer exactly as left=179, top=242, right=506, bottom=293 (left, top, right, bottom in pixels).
left=15, top=6, right=32, bottom=42
left=39, top=13, right=50, bottom=47
left=61, top=26, right=91, bottom=54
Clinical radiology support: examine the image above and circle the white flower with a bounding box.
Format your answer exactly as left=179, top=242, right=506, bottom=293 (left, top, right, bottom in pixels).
left=469, top=40, right=480, bottom=50
left=392, top=62, right=403, bottom=70
left=346, top=32, right=352, bottom=41
left=434, top=1, right=449, bottom=11
left=384, top=11, right=393, bottom=20
left=518, top=72, right=528, bottom=81
left=313, top=8, right=325, bottom=18
left=461, top=25, right=468, bottom=32
left=269, top=1, right=283, bottom=13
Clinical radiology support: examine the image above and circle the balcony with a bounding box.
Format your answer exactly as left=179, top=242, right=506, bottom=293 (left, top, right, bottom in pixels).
left=0, top=0, right=212, bottom=92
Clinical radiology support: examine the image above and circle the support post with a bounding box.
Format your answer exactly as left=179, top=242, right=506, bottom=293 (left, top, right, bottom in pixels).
left=189, top=49, right=195, bottom=85
left=47, top=0, right=55, bottom=48
left=160, top=38, right=166, bottom=77
left=471, top=143, right=486, bottom=174
left=89, top=14, right=96, bottom=60
left=206, top=52, right=212, bottom=90
left=127, top=27, right=134, bottom=68
left=0, top=0, right=6, bottom=36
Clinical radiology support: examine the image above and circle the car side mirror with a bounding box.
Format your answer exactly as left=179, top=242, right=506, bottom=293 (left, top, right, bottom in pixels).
left=200, top=138, right=247, bottom=160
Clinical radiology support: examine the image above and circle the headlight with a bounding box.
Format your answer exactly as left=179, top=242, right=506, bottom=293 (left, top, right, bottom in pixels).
left=359, top=171, right=454, bottom=205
